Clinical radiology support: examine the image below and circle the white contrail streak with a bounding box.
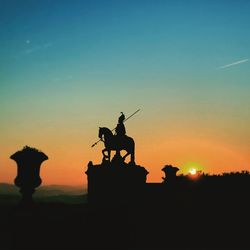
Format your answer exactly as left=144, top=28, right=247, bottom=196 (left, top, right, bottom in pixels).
left=217, top=58, right=249, bottom=69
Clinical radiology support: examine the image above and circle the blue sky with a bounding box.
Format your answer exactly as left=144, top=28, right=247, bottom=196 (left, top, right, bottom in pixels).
left=1, top=0, right=250, bottom=77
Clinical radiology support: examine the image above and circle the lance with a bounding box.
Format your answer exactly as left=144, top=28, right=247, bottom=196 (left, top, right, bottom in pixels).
left=91, top=109, right=140, bottom=148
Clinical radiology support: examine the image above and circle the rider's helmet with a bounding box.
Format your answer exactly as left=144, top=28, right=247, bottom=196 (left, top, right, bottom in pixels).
left=118, top=112, right=125, bottom=123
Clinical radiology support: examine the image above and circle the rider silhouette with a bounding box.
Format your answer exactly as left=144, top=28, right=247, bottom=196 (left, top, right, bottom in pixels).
left=115, top=112, right=126, bottom=137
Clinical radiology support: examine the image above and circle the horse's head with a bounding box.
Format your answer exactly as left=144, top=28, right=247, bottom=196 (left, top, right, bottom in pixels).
left=98, top=127, right=104, bottom=139
left=98, top=127, right=113, bottom=140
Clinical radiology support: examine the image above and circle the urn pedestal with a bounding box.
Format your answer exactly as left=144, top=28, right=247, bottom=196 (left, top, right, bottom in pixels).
left=10, top=146, right=48, bottom=204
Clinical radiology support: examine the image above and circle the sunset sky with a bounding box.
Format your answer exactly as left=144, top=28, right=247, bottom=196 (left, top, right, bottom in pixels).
left=1, top=0, right=250, bottom=186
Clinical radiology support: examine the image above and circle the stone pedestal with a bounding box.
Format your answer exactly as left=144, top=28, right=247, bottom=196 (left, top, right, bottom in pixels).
left=86, top=157, right=148, bottom=204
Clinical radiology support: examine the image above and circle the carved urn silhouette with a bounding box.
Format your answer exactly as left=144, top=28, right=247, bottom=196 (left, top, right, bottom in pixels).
left=162, top=165, right=179, bottom=183
left=10, top=146, right=48, bottom=203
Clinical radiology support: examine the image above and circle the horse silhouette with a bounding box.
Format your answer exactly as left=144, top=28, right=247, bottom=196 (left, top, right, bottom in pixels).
left=98, top=127, right=135, bottom=163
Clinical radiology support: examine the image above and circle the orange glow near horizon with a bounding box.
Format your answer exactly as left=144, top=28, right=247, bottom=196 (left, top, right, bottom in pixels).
left=1, top=126, right=249, bottom=186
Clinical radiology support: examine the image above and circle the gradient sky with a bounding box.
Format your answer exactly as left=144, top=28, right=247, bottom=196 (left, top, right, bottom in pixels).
left=1, top=0, right=250, bottom=186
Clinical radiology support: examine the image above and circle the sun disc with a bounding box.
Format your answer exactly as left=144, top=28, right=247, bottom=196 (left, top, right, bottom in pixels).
left=189, top=168, right=197, bottom=175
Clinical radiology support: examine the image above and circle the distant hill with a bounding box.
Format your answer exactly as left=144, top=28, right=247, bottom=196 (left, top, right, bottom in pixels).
left=0, top=183, right=87, bottom=205
left=0, top=183, right=86, bottom=196
left=0, top=183, right=19, bottom=194
left=35, top=184, right=86, bottom=197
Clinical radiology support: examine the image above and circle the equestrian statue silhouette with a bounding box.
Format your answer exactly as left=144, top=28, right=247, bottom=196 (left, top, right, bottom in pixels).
left=98, top=112, right=135, bottom=163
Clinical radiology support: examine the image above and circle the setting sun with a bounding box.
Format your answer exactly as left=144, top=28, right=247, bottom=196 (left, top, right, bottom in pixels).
left=189, top=168, right=197, bottom=175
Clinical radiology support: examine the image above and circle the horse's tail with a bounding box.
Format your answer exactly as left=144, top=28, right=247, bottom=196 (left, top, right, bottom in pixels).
left=130, top=138, right=135, bottom=163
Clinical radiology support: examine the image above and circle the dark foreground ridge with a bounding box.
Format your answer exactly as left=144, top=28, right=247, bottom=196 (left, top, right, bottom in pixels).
left=2, top=158, right=250, bottom=249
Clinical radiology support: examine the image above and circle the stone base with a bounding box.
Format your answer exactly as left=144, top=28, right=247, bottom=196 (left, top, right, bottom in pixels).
left=86, top=158, right=148, bottom=204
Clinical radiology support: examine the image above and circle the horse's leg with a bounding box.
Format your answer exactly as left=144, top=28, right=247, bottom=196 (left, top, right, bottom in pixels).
left=107, top=149, right=111, bottom=161
left=131, top=150, right=135, bottom=164
left=122, top=138, right=135, bottom=164
left=122, top=151, right=130, bottom=161
left=102, top=148, right=108, bottom=160
left=123, top=150, right=135, bottom=164
left=130, top=141, right=135, bottom=164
